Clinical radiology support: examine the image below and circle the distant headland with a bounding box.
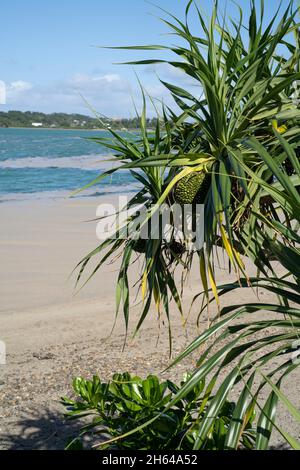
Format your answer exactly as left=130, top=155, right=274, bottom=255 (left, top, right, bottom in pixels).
left=0, top=111, right=157, bottom=130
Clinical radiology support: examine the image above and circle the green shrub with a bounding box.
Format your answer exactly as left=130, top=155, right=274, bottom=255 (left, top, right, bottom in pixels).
left=61, top=372, right=256, bottom=450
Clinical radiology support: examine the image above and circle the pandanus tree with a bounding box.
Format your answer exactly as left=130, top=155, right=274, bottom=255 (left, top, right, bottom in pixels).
left=155, top=134, right=300, bottom=450
left=75, top=0, right=300, bottom=342
left=68, top=130, right=300, bottom=451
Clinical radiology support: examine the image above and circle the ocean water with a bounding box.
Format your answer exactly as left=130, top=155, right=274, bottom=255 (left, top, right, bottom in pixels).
left=0, top=128, right=137, bottom=203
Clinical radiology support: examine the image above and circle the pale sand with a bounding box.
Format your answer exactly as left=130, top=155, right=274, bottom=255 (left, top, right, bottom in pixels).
left=0, top=197, right=299, bottom=449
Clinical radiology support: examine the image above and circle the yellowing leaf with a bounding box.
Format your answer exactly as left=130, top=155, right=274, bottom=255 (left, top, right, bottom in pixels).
left=199, top=251, right=209, bottom=298
left=208, top=260, right=220, bottom=309
left=278, top=125, right=288, bottom=134
left=220, top=224, right=234, bottom=263
left=272, top=119, right=287, bottom=134
left=141, top=269, right=148, bottom=301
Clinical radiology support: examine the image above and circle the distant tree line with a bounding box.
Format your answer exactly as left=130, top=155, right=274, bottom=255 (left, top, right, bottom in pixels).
left=0, top=111, right=157, bottom=130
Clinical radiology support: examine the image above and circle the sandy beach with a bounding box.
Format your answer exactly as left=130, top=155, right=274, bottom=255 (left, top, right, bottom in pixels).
left=0, top=196, right=299, bottom=449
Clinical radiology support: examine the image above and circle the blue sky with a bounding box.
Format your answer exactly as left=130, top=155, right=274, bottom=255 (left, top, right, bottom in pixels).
left=0, top=0, right=296, bottom=117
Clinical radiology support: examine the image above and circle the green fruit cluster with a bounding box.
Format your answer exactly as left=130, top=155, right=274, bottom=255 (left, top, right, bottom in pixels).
left=174, top=171, right=209, bottom=205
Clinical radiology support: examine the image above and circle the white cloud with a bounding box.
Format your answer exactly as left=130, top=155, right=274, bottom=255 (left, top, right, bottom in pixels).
left=145, top=63, right=199, bottom=87
left=2, top=72, right=179, bottom=117
left=7, top=80, right=33, bottom=94
left=65, top=73, right=130, bottom=95
left=95, top=74, right=120, bottom=82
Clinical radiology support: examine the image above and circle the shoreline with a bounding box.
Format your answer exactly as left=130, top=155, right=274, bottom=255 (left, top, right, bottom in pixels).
left=0, top=189, right=137, bottom=206
left=0, top=127, right=144, bottom=132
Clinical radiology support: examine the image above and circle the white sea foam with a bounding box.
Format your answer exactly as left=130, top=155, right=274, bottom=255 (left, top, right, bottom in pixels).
left=0, top=154, right=113, bottom=170
left=0, top=184, right=139, bottom=204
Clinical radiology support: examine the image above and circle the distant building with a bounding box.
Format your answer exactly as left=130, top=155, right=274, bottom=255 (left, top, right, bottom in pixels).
left=32, top=122, right=43, bottom=127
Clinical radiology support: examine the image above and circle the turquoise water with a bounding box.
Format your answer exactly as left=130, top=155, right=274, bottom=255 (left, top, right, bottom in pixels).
left=0, top=128, right=135, bottom=202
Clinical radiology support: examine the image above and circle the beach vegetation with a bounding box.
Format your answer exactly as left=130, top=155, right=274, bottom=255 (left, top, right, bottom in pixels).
left=67, top=0, right=300, bottom=450
left=66, top=129, right=300, bottom=450
left=62, top=372, right=256, bottom=450
left=75, top=0, right=300, bottom=342
left=158, top=137, right=300, bottom=449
